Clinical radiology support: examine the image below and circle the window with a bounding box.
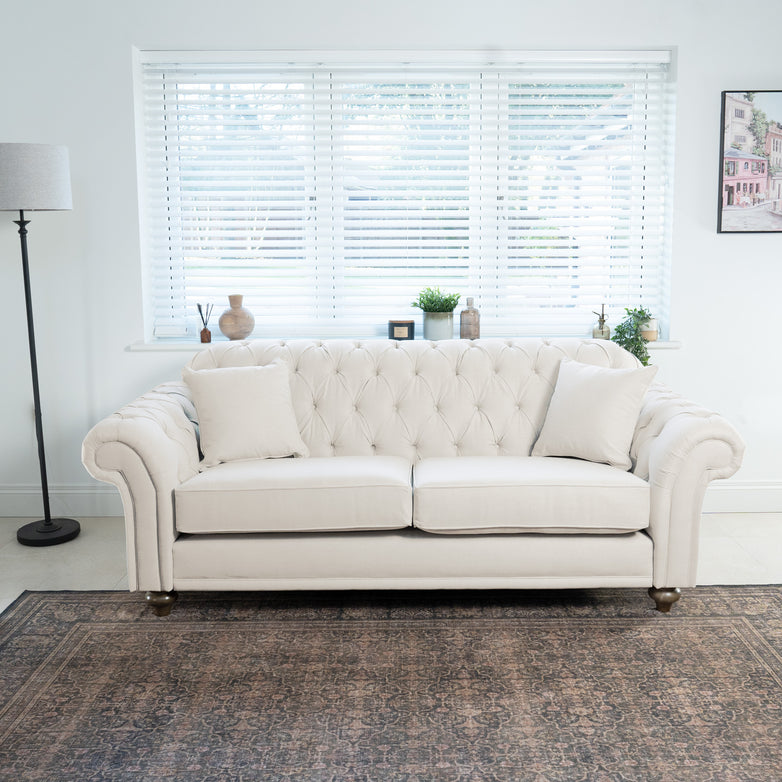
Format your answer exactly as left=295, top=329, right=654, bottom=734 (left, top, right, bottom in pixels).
left=136, top=51, right=675, bottom=340
left=735, top=108, right=745, bottom=118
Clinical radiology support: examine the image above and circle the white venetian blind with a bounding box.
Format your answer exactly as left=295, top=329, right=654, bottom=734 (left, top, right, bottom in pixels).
left=137, top=52, right=674, bottom=340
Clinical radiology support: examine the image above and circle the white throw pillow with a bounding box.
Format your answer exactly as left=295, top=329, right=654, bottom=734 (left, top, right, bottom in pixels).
left=183, top=362, right=309, bottom=468
left=531, top=359, right=658, bottom=470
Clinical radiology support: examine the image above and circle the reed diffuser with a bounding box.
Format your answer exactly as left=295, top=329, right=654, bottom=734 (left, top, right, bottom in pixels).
left=197, top=303, right=213, bottom=343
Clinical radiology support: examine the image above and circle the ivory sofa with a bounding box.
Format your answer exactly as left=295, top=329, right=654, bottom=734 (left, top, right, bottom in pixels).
left=81, top=338, right=744, bottom=615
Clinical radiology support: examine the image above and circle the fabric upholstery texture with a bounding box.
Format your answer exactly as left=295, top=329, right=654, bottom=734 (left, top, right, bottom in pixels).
left=532, top=359, right=658, bottom=470
left=413, top=456, right=650, bottom=534
left=182, top=362, right=308, bottom=467
left=175, top=455, right=412, bottom=533
left=80, top=338, right=746, bottom=593
left=187, top=338, right=640, bottom=462
left=172, top=528, right=653, bottom=588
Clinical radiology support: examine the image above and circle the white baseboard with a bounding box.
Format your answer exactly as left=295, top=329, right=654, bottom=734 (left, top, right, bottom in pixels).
left=1, top=479, right=779, bottom=519
left=702, top=480, right=782, bottom=514
left=0, top=484, right=123, bottom=518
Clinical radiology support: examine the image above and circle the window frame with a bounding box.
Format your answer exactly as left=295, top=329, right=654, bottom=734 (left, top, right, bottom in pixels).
left=134, top=49, right=675, bottom=342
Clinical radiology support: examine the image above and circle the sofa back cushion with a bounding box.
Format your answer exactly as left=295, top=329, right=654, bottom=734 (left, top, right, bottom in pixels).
left=187, top=338, right=639, bottom=461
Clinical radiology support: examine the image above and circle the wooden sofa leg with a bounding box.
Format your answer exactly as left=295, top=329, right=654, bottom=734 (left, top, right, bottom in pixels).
left=648, top=587, right=681, bottom=613
left=145, top=590, right=178, bottom=617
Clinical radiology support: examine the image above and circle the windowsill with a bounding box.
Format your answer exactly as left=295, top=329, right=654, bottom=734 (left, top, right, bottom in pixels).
left=647, top=341, right=682, bottom=350
left=127, top=340, right=213, bottom=352
left=127, top=338, right=684, bottom=352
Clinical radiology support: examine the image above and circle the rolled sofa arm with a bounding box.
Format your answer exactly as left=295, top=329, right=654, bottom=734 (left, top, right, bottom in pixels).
left=631, top=384, right=745, bottom=588
left=81, top=381, right=200, bottom=592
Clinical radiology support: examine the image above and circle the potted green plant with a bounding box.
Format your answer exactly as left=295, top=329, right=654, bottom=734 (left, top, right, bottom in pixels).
left=411, top=287, right=461, bottom=340
left=611, top=306, right=656, bottom=366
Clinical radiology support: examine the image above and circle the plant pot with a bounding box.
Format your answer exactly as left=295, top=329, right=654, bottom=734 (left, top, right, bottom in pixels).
left=640, top=318, right=658, bottom=342
left=423, top=311, right=454, bottom=340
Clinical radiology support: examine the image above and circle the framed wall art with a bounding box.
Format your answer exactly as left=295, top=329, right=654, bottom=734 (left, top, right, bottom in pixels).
left=718, top=90, right=782, bottom=233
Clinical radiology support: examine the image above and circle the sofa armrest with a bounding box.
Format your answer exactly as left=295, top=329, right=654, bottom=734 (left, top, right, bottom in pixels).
left=81, top=381, right=200, bottom=592
left=631, top=384, right=745, bottom=588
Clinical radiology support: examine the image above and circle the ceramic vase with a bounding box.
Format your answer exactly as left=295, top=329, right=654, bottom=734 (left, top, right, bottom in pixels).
left=218, top=295, right=255, bottom=340
left=640, top=318, right=658, bottom=342
left=423, top=311, right=454, bottom=340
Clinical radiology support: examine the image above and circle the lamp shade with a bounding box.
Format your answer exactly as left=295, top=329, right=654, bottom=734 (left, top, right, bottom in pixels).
left=0, top=143, right=72, bottom=211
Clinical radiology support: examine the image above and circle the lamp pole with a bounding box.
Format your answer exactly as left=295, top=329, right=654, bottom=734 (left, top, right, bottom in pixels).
left=15, top=210, right=80, bottom=545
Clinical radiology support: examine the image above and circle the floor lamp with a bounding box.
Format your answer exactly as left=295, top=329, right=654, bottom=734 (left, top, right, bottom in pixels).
left=0, top=143, right=80, bottom=546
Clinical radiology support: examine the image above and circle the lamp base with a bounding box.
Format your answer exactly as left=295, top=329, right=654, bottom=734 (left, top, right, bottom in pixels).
left=17, top=518, right=81, bottom=547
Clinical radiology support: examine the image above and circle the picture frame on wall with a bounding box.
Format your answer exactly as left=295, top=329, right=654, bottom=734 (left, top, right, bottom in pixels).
left=718, top=90, right=782, bottom=233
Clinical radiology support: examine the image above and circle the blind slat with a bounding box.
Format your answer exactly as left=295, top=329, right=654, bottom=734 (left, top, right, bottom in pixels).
left=138, top=52, right=674, bottom=340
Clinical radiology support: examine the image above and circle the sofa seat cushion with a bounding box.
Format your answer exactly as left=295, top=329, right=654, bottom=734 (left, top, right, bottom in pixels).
left=175, top=455, right=412, bottom=534
left=413, top=456, right=649, bottom=534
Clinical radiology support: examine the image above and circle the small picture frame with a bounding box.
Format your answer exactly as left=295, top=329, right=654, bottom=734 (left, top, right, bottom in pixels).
left=718, top=90, right=782, bottom=233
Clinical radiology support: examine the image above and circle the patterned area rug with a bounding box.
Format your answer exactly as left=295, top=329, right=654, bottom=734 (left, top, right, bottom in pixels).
left=1, top=587, right=781, bottom=781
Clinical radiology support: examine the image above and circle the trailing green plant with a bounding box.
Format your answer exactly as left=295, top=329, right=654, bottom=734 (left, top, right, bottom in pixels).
left=411, top=287, right=461, bottom=313
left=611, top=306, right=654, bottom=366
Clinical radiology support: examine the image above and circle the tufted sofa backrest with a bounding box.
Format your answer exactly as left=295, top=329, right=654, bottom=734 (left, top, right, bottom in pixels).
left=187, top=338, right=639, bottom=461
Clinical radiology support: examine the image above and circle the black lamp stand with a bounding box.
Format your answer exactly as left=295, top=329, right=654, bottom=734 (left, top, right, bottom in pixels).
left=14, top=210, right=80, bottom=546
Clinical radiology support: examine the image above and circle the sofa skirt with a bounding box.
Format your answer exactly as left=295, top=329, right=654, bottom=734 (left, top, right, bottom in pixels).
left=171, top=528, right=653, bottom=591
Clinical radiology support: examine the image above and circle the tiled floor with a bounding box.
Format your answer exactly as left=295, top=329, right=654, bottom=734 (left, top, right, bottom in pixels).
left=0, top=517, right=128, bottom=615
left=697, top=513, right=782, bottom=585
left=0, top=514, right=780, bottom=615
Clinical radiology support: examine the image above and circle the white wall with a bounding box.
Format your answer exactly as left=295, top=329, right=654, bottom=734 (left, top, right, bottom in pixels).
left=1, top=0, right=780, bottom=516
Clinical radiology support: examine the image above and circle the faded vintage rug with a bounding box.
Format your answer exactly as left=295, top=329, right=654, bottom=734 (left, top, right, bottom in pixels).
left=1, top=587, right=781, bottom=781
